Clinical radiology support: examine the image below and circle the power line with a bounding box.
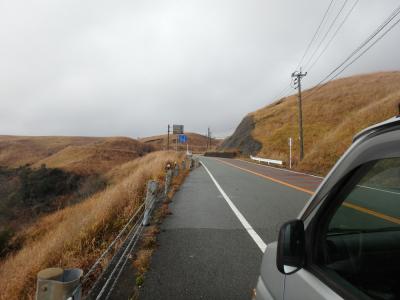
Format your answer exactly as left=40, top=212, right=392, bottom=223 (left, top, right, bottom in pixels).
left=318, top=3, right=400, bottom=83
left=303, top=0, right=349, bottom=70
left=307, top=0, right=359, bottom=72
left=296, top=0, right=335, bottom=70
left=303, top=4, right=400, bottom=100
left=272, top=84, right=293, bottom=102
left=330, top=16, right=400, bottom=82
left=272, top=0, right=336, bottom=103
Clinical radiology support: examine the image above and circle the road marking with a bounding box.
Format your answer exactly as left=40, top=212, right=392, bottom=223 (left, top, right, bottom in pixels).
left=201, top=161, right=267, bottom=253
left=358, top=185, right=400, bottom=196
left=342, top=202, right=400, bottom=225
left=216, top=158, right=315, bottom=195
left=236, top=158, right=324, bottom=179
left=212, top=158, right=400, bottom=225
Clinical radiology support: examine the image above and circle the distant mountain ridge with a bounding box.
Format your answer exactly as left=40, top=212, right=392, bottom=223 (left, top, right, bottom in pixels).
left=139, top=132, right=221, bottom=152
left=0, top=135, right=153, bottom=174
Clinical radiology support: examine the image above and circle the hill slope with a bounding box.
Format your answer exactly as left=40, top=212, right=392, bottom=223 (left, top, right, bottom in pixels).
left=221, top=71, right=400, bottom=175
left=139, top=132, right=221, bottom=152
left=0, top=136, right=153, bottom=174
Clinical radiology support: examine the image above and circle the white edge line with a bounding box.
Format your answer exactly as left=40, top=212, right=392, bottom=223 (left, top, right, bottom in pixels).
left=200, top=161, right=267, bottom=253
left=236, top=158, right=324, bottom=179
left=357, top=184, right=400, bottom=196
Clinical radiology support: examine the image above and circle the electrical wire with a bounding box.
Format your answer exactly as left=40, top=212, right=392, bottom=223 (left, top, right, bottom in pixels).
left=303, top=0, right=349, bottom=69
left=307, top=0, right=359, bottom=72
left=318, top=3, right=400, bottom=85
left=296, top=0, right=335, bottom=70
left=303, top=4, right=400, bottom=100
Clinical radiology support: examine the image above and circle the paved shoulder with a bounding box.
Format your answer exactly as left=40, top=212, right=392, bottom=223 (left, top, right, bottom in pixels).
left=139, top=165, right=262, bottom=300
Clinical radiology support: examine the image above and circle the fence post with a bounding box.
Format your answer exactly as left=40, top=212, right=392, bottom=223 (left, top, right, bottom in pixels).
left=174, top=163, right=179, bottom=177
left=36, top=268, right=82, bottom=300
left=181, top=159, right=186, bottom=170
left=164, top=169, right=173, bottom=198
left=191, top=158, right=197, bottom=169
left=142, top=180, right=158, bottom=226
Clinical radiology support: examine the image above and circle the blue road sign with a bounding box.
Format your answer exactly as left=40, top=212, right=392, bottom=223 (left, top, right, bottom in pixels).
left=178, top=134, right=188, bottom=144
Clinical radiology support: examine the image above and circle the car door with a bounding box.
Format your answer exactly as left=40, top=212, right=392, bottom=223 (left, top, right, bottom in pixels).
left=284, top=157, right=400, bottom=300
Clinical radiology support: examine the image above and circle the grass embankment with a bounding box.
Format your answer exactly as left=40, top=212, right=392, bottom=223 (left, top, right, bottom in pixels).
left=132, top=165, right=189, bottom=292
left=0, top=151, right=184, bottom=299
left=233, top=72, right=400, bottom=175
left=0, top=136, right=153, bottom=175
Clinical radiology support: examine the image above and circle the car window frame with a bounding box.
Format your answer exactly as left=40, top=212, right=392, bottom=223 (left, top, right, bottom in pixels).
left=304, top=161, right=379, bottom=300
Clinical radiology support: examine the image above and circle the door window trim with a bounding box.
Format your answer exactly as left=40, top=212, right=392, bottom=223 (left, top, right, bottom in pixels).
left=304, top=162, right=377, bottom=300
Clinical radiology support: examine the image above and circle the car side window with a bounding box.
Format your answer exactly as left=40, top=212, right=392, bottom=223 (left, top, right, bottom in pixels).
left=321, top=158, right=400, bottom=300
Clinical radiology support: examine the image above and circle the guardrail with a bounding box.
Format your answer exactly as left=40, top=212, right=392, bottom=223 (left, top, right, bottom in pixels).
left=250, top=155, right=283, bottom=166
left=36, top=157, right=199, bottom=300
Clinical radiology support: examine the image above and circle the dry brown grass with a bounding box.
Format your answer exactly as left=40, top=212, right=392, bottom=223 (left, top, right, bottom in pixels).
left=139, top=132, right=222, bottom=153
left=0, top=136, right=153, bottom=175
left=249, top=71, right=400, bottom=175
left=0, top=151, right=183, bottom=299
left=131, top=163, right=190, bottom=285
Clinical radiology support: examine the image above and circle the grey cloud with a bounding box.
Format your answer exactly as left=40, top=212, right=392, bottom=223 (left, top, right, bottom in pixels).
left=1, top=0, right=399, bottom=138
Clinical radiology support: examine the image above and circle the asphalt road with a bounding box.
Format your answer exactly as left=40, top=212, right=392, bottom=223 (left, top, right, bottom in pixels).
left=139, top=157, right=316, bottom=300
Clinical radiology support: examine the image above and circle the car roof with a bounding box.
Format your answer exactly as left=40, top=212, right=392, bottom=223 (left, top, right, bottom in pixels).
left=353, top=115, right=400, bottom=143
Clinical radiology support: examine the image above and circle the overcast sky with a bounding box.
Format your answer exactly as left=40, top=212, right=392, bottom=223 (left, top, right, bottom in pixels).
left=1, top=0, right=400, bottom=138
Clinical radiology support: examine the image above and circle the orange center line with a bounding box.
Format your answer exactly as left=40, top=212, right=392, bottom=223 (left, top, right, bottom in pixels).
left=215, top=158, right=314, bottom=195
left=213, top=158, right=400, bottom=225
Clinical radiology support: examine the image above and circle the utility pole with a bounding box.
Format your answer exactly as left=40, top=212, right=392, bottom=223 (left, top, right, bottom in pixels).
left=291, top=69, right=307, bottom=161
left=167, top=124, right=170, bottom=150
left=207, top=127, right=211, bottom=150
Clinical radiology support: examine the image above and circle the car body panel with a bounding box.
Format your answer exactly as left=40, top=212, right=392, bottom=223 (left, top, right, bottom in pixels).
left=255, top=243, right=284, bottom=300
left=284, top=269, right=343, bottom=300
left=255, top=117, right=400, bottom=300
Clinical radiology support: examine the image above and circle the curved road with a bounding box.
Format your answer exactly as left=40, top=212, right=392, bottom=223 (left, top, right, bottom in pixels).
left=139, top=157, right=321, bottom=300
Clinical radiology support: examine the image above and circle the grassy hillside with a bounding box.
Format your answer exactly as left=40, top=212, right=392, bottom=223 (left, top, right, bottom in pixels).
left=0, top=151, right=185, bottom=299
left=0, top=136, right=153, bottom=175
left=139, top=132, right=221, bottom=153
left=0, top=135, right=153, bottom=270
left=221, top=71, right=400, bottom=175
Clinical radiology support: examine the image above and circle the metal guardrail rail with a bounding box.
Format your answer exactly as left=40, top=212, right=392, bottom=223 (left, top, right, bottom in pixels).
left=36, top=157, right=200, bottom=300
left=250, top=155, right=283, bottom=166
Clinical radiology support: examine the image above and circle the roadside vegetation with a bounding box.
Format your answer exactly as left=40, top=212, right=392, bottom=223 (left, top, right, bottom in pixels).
left=0, top=151, right=184, bottom=299
left=0, top=165, right=107, bottom=258
left=132, top=165, right=189, bottom=297
left=0, top=136, right=153, bottom=174
left=221, top=71, right=400, bottom=175
left=139, top=132, right=221, bottom=153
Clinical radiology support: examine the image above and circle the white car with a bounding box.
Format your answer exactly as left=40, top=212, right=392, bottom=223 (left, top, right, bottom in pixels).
left=254, top=116, right=400, bottom=300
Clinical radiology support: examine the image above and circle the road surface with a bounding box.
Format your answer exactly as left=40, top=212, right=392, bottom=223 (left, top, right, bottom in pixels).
left=139, top=157, right=320, bottom=300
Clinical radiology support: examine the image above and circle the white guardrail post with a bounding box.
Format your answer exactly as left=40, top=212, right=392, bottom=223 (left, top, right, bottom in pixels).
left=250, top=155, right=283, bottom=166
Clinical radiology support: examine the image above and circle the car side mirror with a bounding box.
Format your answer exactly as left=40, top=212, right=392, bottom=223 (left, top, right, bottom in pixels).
left=277, top=219, right=305, bottom=274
